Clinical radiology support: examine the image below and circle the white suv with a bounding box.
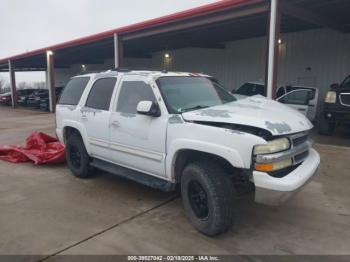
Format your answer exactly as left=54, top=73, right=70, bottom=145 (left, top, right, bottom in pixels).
left=56, top=69, right=320, bottom=236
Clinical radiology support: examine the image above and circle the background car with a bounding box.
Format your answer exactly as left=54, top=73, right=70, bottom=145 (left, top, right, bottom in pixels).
left=0, top=92, right=12, bottom=106
left=27, top=89, right=49, bottom=108
left=232, top=82, right=265, bottom=96
left=39, top=87, right=64, bottom=111
left=17, top=89, right=36, bottom=106
left=232, top=82, right=319, bottom=122
left=319, top=75, right=350, bottom=135
left=276, top=85, right=319, bottom=123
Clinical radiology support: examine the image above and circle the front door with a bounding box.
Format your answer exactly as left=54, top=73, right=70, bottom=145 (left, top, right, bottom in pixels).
left=80, top=77, right=117, bottom=161
left=109, top=75, right=167, bottom=177
left=277, top=89, right=315, bottom=121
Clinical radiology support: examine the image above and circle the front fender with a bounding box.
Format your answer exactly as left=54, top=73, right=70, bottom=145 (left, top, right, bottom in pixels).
left=166, top=139, right=245, bottom=181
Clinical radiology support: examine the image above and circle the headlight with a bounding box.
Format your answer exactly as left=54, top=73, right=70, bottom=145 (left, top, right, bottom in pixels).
left=253, top=138, right=290, bottom=155
left=255, top=158, right=293, bottom=172
left=325, top=91, right=336, bottom=103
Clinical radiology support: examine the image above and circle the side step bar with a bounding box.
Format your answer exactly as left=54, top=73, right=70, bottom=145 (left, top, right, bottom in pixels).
left=90, top=158, right=175, bottom=192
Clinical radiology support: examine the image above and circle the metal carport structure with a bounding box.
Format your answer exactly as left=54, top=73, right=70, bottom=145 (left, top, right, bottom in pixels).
left=0, top=0, right=349, bottom=112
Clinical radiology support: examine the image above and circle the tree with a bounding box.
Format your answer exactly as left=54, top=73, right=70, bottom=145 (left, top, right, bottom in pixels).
left=0, top=76, right=7, bottom=94
left=32, top=81, right=46, bottom=89
left=17, top=82, right=27, bottom=90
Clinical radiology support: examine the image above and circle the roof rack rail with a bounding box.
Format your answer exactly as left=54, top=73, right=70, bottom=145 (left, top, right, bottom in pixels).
left=112, top=67, right=132, bottom=72
left=112, top=67, right=168, bottom=73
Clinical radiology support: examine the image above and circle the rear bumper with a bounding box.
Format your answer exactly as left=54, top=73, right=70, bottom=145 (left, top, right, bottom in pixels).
left=0, top=99, right=11, bottom=105
left=253, top=148, right=320, bottom=206
left=27, top=100, right=40, bottom=107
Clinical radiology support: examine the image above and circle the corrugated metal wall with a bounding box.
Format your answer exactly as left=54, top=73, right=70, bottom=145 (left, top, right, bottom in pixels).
left=56, top=28, right=350, bottom=99
left=151, top=28, right=350, bottom=97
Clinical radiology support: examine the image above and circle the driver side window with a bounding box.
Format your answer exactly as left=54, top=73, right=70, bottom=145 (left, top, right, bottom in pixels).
left=279, top=90, right=311, bottom=105
left=116, top=81, right=156, bottom=114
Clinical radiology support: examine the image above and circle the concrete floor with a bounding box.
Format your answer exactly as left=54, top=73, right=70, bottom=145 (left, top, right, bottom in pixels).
left=0, top=106, right=349, bottom=257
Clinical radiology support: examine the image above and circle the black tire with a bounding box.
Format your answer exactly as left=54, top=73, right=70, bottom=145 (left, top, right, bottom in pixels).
left=66, top=133, right=94, bottom=178
left=181, top=161, right=236, bottom=236
left=318, top=118, right=336, bottom=136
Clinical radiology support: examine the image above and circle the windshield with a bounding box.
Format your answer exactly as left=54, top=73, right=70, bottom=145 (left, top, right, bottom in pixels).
left=157, top=76, right=235, bottom=113
left=341, top=76, right=350, bottom=89
left=235, top=83, right=265, bottom=96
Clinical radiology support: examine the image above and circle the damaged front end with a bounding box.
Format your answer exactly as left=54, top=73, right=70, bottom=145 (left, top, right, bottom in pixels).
left=188, top=121, right=274, bottom=141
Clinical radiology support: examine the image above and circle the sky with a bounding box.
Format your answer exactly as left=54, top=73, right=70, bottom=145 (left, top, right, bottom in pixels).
left=0, top=0, right=217, bottom=84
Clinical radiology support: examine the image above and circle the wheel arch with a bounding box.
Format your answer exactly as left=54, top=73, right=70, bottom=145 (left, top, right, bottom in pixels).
left=173, top=149, right=243, bottom=183
left=166, top=140, right=245, bottom=182
left=62, top=123, right=91, bottom=154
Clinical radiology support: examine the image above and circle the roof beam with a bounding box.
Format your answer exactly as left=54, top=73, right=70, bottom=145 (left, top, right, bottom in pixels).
left=121, top=2, right=269, bottom=41
left=0, top=68, right=46, bottom=72
left=189, top=43, right=225, bottom=49
left=124, top=54, right=153, bottom=59
left=281, top=1, right=349, bottom=33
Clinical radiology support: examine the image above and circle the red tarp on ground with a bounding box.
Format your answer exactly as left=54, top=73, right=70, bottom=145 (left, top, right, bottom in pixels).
left=0, top=132, right=65, bottom=164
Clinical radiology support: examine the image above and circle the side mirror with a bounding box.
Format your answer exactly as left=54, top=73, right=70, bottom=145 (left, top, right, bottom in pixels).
left=330, top=83, right=340, bottom=90
left=137, top=101, right=161, bottom=117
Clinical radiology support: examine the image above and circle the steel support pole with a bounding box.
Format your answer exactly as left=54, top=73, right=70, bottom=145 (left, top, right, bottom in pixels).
left=114, top=33, right=124, bottom=68
left=266, top=0, right=281, bottom=99
left=46, top=51, right=56, bottom=113
left=114, top=33, right=119, bottom=68
left=8, top=60, right=17, bottom=108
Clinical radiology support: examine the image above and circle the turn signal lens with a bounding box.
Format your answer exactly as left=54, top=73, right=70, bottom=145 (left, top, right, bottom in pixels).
left=255, top=158, right=292, bottom=172
left=255, top=163, right=274, bottom=172
left=325, top=91, right=337, bottom=103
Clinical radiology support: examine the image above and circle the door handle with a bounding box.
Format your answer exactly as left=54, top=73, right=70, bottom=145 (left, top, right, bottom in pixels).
left=111, top=120, right=120, bottom=128
left=81, top=115, right=88, bottom=121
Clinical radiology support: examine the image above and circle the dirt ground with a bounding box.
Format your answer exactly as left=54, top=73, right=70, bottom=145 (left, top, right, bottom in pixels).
left=0, top=106, right=349, bottom=258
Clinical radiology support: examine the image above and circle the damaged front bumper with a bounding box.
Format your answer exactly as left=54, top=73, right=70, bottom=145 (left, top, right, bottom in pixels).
left=253, top=148, right=320, bottom=206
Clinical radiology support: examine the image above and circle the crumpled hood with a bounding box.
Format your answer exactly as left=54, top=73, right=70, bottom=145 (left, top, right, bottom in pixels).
left=182, top=95, right=313, bottom=136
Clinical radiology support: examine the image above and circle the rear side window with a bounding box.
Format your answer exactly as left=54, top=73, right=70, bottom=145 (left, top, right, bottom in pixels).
left=117, top=81, right=156, bottom=114
left=85, top=78, right=117, bottom=110
left=59, top=77, right=90, bottom=105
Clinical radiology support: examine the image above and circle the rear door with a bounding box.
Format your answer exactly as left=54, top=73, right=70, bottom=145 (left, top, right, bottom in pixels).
left=80, top=77, right=117, bottom=161
left=277, top=89, right=315, bottom=120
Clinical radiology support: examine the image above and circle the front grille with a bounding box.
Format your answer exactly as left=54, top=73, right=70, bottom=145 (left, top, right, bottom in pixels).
left=269, top=165, right=299, bottom=178
left=288, top=132, right=310, bottom=165
left=291, top=133, right=308, bottom=147
left=294, top=150, right=309, bottom=164
left=339, top=93, right=350, bottom=106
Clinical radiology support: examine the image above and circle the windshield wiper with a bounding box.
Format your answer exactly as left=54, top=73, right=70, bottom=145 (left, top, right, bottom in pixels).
left=180, top=105, right=209, bottom=113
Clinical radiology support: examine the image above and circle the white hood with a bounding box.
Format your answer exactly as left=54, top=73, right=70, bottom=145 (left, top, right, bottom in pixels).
left=182, top=95, right=313, bottom=136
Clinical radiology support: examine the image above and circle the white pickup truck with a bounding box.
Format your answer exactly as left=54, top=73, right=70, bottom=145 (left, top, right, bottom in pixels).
left=56, top=69, right=320, bottom=236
